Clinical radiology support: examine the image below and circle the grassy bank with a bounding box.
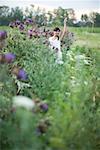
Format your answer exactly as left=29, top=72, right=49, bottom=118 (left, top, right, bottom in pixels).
left=69, top=27, right=100, bottom=49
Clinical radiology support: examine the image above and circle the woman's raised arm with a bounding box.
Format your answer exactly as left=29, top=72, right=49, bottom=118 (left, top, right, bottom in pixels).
left=60, top=18, right=68, bottom=40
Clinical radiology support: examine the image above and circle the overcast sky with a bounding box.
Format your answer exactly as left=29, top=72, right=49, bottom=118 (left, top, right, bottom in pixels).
left=0, top=0, right=100, bottom=19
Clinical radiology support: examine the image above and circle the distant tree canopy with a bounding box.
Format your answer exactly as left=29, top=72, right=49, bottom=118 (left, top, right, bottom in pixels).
left=80, top=12, right=100, bottom=27
left=0, top=6, right=23, bottom=25
left=0, top=5, right=100, bottom=27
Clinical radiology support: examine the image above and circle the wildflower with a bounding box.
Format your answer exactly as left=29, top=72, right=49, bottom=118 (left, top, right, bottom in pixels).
left=56, top=59, right=64, bottom=65
left=25, top=18, right=33, bottom=25
left=49, top=31, right=54, bottom=36
left=9, top=22, right=15, bottom=28
left=84, top=81, right=88, bottom=85
left=83, top=59, right=90, bottom=65
left=39, top=103, right=48, bottom=112
left=19, top=24, right=24, bottom=30
left=15, top=20, right=21, bottom=25
left=17, top=69, right=28, bottom=80
left=13, top=95, right=35, bottom=110
left=27, top=18, right=33, bottom=23
left=4, top=53, right=15, bottom=63
left=0, top=31, right=7, bottom=40
left=28, top=29, right=33, bottom=38
left=11, top=66, right=28, bottom=80
left=75, top=54, right=85, bottom=60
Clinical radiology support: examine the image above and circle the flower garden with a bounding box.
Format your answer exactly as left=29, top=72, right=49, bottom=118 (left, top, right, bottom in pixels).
left=0, top=19, right=100, bottom=150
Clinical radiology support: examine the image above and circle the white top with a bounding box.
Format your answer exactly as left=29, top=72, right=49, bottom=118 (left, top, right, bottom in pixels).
left=49, top=36, right=63, bottom=64
left=49, top=37, right=61, bottom=51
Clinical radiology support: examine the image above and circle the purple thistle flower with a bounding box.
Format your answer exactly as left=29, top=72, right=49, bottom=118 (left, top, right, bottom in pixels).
left=28, top=29, right=33, bottom=38
left=49, top=31, right=54, bottom=36
left=15, top=20, right=21, bottom=25
left=27, top=18, right=33, bottom=23
left=0, top=31, right=7, bottom=40
left=28, top=29, right=33, bottom=34
left=25, top=18, right=33, bottom=25
left=9, top=22, right=14, bottom=28
left=19, top=24, right=24, bottom=30
left=40, top=103, right=48, bottom=112
left=4, top=53, right=16, bottom=63
left=17, top=69, right=28, bottom=80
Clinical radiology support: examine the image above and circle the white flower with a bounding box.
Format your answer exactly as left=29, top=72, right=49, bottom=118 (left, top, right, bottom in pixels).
left=56, top=60, right=64, bottom=64
left=66, top=51, right=74, bottom=61
left=83, top=59, right=90, bottom=65
left=97, top=77, right=100, bottom=81
left=13, top=96, right=35, bottom=110
left=70, top=76, right=75, bottom=79
left=75, top=54, right=85, bottom=60
left=71, top=79, right=76, bottom=86
left=65, top=92, right=71, bottom=96
left=84, top=81, right=88, bottom=85
left=75, top=54, right=92, bottom=65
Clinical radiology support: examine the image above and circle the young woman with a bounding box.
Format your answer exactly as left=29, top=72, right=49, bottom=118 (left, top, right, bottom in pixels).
left=49, top=18, right=67, bottom=64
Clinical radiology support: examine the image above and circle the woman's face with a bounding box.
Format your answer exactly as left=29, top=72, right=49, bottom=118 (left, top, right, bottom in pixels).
left=53, top=30, right=60, bottom=37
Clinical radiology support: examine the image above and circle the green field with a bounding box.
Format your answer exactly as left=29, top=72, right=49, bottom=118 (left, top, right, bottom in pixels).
left=69, top=27, right=100, bottom=49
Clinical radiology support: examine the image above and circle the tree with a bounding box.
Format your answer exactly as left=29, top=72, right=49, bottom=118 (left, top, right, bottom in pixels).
left=81, top=14, right=88, bottom=22
left=52, top=7, right=69, bottom=26
left=0, top=6, right=10, bottom=25
left=89, top=12, right=96, bottom=27
left=47, top=11, right=53, bottom=25
left=67, top=8, right=76, bottom=20
left=0, top=6, right=24, bottom=25
left=94, top=13, right=100, bottom=27
left=9, top=7, right=23, bottom=22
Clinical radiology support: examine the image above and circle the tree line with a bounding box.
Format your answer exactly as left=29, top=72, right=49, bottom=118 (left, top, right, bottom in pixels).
left=0, top=5, right=100, bottom=27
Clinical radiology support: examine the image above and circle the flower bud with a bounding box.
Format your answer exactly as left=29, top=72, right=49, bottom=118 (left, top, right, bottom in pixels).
left=4, top=53, right=15, bottom=63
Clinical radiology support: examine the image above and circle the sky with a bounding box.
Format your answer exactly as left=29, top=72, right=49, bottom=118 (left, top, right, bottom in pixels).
left=0, top=0, right=100, bottom=19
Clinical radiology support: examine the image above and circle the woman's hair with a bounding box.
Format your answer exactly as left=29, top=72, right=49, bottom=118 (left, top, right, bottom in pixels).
left=53, top=27, right=60, bottom=32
